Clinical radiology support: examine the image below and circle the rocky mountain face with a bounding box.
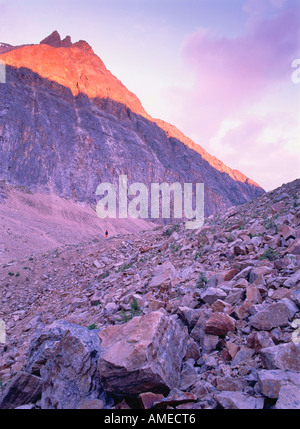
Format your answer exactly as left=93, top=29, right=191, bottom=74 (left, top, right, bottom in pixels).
left=0, top=31, right=264, bottom=218
left=0, top=179, right=299, bottom=409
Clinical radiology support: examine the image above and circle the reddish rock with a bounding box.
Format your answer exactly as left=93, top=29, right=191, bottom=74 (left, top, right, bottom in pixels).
left=224, top=268, right=238, bottom=281
left=153, top=388, right=197, bottom=409
left=148, top=299, right=165, bottom=311
left=212, top=299, right=229, bottom=312
left=271, top=288, right=291, bottom=300
left=247, top=331, right=275, bottom=352
left=190, top=381, right=209, bottom=400
left=215, top=376, right=245, bottom=392
left=235, top=299, right=253, bottom=320
left=184, top=339, right=201, bottom=360
left=114, top=399, right=132, bottom=409
left=139, top=245, right=152, bottom=253
left=98, top=311, right=188, bottom=395
left=77, top=399, right=105, bottom=409
left=233, top=278, right=249, bottom=289
left=226, top=341, right=240, bottom=359
left=221, top=348, right=231, bottom=362
left=246, top=285, right=262, bottom=304
left=233, top=245, right=246, bottom=256
left=278, top=225, right=296, bottom=240
left=204, top=313, right=235, bottom=336
left=286, top=238, right=300, bottom=255
left=139, top=392, right=164, bottom=409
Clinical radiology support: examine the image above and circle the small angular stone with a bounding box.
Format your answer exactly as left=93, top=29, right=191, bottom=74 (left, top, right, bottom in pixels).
left=153, top=388, right=197, bottom=409
left=231, top=347, right=254, bottom=367
left=204, top=313, right=235, bottom=336
left=286, top=238, right=300, bottom=255
left=139, top=392, right=164, bottom=409
left=247, top=331, right=275, bottom=352
left=200, top=288, right=227, bottom=305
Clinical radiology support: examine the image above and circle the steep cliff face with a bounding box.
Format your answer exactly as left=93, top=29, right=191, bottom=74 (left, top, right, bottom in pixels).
left=0, top=32, right=264, bottom=218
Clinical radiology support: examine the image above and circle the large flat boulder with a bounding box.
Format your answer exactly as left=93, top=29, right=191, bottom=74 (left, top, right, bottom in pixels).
left=98, top=311, right=189, bottom=396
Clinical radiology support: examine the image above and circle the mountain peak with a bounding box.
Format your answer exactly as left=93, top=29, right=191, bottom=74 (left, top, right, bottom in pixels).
left=61, top=35, right=73, bottom=48
left=40, top=31, right=72, bottom=48
left=39, top=31, right=92, bottom=52
left=40, top=30, right=63, bottom=47
left=73, top=40, right=93, bottom=53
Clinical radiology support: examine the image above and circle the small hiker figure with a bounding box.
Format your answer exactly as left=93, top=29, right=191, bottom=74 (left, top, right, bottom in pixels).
left=105, top=229, right=108, bottom=238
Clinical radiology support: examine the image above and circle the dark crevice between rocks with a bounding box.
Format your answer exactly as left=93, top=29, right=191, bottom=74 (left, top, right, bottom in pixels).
left=263, top=397, right=277, bottom=409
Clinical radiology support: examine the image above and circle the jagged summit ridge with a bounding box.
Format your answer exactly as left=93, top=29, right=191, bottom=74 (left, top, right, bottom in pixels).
left=40, top=30, right=93, bottom=52
left=0, top=31, right=93, bottom=54
left=40, top=30, right=72, bottom=48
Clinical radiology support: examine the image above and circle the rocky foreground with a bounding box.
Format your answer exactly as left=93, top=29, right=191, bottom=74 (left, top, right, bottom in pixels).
left=0, top=179, right=299, bottom=409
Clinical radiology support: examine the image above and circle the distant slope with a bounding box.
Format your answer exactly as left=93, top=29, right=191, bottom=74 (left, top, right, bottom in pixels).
left=0, top=183, right=154, bottom=263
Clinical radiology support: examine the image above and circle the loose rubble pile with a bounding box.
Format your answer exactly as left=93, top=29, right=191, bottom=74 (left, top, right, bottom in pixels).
left=0, top=179, right=299, bottom=409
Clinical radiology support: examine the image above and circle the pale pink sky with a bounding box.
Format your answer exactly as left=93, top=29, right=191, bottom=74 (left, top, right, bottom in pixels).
left=0, top=0, right=299, bottom=190
left=163, top=0, right=300, bottom=190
